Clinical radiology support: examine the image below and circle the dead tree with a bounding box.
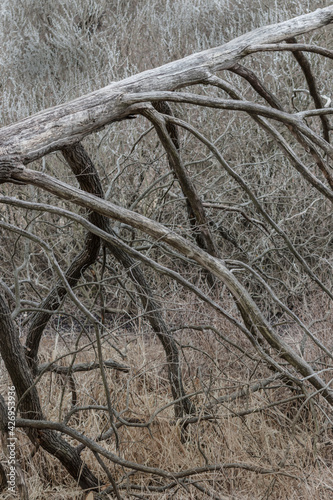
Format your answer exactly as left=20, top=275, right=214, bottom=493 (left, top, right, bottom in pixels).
left=0, top=6, right=333, bottom=497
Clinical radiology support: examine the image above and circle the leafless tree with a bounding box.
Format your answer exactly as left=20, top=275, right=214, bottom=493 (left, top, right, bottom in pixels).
left=0, top=5, right=333, bottom=499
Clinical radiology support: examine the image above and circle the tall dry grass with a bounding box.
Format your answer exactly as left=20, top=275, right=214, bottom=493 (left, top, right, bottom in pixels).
left=0, top=0, right=333, bottom=498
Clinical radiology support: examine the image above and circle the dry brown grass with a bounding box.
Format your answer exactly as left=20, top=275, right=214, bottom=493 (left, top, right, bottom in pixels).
left=1, top=291, right=332, bottom=499
left=1, top=1, right=333, bottom=498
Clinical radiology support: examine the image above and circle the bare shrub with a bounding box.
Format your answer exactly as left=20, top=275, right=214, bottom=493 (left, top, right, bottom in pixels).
left=0, top=2, right=333, bottom=499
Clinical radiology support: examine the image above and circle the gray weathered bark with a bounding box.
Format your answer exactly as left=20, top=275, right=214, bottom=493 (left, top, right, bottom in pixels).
left=0, top=7, right=333, bottom=166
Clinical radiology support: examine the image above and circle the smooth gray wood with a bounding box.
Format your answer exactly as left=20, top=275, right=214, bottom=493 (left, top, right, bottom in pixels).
left=0, top=6, right=332, bottom=164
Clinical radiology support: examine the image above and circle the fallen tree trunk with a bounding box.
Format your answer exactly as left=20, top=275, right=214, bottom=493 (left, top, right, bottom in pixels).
left=1, top=6, right=333, bottom=496
left=0, top=7, right=333, bottom=164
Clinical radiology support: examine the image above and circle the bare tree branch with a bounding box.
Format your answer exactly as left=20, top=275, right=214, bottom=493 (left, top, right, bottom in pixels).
left=1, top=7, right=333, bottom=164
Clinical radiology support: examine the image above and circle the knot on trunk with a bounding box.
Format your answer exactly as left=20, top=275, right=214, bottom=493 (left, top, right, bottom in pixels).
left=0, top=157, right=25, bottom=184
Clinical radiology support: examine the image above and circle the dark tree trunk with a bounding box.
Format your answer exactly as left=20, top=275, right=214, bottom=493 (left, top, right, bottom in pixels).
left=61, top=143, right=194, bottom=417
left=0, top=293, right=100, bottom=490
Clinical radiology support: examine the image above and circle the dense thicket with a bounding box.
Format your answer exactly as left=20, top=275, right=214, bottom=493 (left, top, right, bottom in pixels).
left=0, top=2, right=332, bottom=499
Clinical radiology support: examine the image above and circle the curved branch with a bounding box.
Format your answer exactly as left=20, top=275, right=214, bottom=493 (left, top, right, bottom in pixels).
left=248, top=42, right=333, bottom=59
left=0, top=293, right=100, bottom=490
left=140, top=106, right=219, bottom=258
left=224, top=68, right=333, bottom=189
left=60, top=143, right=194, bottom=418
left=37, top=358, right=130, bottom=375
left=0, top=7, right=333, bottom=162
left=163, top=114, right=333, bottom=301
left=286, top=36, right=330, bottom=142
left=16, top=417, right=292, bottom=480
left=0, top=195, right=255, bottom=337
left=121, top=91, right=333, bottom=163
left=7, top=167, right=333, bottom=406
